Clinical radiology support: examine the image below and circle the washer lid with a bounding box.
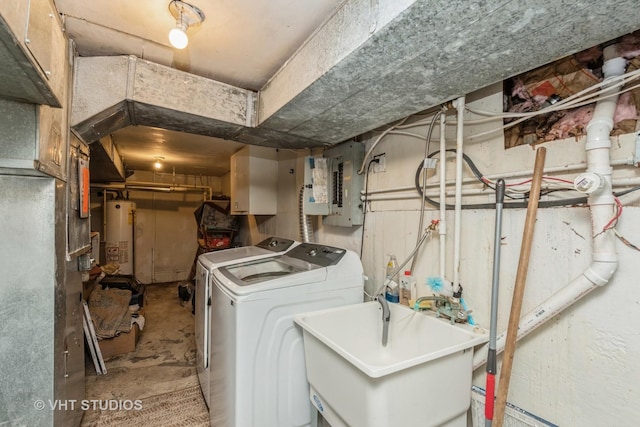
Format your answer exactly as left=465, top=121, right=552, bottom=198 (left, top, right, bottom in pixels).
left=214, top=243, right=353, bottom=295
left=197, top=237, right=299, bottom=270
left=220, top=255, right=318, bottom=286
left=198, top=246, right=273, bottom=270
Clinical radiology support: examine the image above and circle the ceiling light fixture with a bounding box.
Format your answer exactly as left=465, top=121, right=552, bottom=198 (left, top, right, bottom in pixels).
left=154, top=157, right=164, bottom=169
left=168, top=0, right=205, bottom=50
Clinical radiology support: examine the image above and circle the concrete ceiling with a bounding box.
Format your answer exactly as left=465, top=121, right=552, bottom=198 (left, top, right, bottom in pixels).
left=55, top=0, right=347, bottom=176
left=55, top=0, right=347, bottom=91
left=53, top=0, right=640, bottom=178
left=112, top=126, right=245, bottom=176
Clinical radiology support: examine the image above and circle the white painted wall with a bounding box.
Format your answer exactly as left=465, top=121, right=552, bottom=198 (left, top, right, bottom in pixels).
left=256, top=83, right=640, bottom=425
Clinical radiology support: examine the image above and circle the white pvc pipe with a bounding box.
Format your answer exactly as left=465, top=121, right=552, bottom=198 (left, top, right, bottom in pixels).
left=360, top=158, right=632, bottom=196
left=610, top=177, right=640, bottom=187
left=439, top=111, right=447, bottom=279
left=92, top=181, right=212, bottom=198
left=453, top=96, right=465, bottom=290
left=362, top=184, right=569, bottom=201
left=473, top=45, right=625, bottom=370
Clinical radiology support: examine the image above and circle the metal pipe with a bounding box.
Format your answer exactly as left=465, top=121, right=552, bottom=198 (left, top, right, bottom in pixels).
left=91, top=182, right=209, bottom=195
left=103, top=189, right=107, bottom=241
left=374, top=228, right=434, bottom=297
left=131, top=207, right=136, bottom=278
left=412, top=111, right=441, bottom=273
left=128, top=186, right=171, bottom=192
left=484, top=179, right=505, bottom=426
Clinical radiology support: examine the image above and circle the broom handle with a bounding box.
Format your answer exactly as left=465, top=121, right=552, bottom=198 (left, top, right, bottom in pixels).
left=493, top=147, right=546, bottom=427
left=485, top=179, right=505, bottom=427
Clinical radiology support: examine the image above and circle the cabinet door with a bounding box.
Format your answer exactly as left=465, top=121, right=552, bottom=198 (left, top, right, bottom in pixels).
left=230, top=148, right=250, bottom=214
left=246, top=155, right=277, bottom=215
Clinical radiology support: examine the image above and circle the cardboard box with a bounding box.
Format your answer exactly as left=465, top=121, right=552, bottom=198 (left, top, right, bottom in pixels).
left=98, top=323, right=140, bottom=359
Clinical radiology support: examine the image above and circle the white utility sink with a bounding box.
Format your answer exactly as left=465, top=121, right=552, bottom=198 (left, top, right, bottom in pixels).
left=294, top=301, right=488, bottom=427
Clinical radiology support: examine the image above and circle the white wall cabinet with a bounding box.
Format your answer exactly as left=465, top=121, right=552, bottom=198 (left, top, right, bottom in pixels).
left=230, top=145, right=277, bottom=215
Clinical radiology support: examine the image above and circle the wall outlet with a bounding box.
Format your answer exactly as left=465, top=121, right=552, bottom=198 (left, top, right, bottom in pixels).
left=372, top=153, right=386, bottom=173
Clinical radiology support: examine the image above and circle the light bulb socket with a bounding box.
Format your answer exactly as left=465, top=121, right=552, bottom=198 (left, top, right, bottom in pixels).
left=167, top=1, right=205, bottom=49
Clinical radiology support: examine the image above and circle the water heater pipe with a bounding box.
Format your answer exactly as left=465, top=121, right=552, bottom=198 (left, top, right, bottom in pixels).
left=473, top=45, right=625, bottom=370
left=453, top=96, right=465, bottom=290
left=92, top=181, right=212, bottom=197
left=103, top=189, right=107, bottom=240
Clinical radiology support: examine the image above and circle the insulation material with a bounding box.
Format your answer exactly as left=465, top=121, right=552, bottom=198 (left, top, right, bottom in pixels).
left=505, top=30, right=640, bottom=148
left=511, top=56, right=600, bottom=106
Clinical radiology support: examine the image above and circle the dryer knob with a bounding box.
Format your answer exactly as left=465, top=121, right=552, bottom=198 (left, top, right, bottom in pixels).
left=308, top=249, right=317, bottom=257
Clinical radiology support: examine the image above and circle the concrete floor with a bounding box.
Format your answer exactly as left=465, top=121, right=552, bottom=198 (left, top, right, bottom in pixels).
left=81, top=281, right=202, bottom=425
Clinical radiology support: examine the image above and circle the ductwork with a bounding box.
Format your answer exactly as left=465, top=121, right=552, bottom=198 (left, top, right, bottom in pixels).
left=68, top=1, right=640, bottom=151
left=71, top=56, right=326, bottom=148
left=473, top=45, right=626, bottom=370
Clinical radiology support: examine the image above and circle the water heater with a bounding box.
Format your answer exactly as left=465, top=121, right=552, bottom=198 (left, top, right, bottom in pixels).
left=105, top=200, right=136, bottom=275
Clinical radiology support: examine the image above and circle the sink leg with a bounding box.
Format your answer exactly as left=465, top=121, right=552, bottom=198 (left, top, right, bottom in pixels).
left=310, top=404, right=319, bottom=427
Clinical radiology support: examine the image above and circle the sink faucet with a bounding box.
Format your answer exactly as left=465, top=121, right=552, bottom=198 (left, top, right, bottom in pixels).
left=375, top=294, right=390, bottom=347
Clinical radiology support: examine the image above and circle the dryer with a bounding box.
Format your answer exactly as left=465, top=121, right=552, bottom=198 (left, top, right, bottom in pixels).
left=208, top=243, right=364, bottom=427
left=195, top=236, right=298, bottom=409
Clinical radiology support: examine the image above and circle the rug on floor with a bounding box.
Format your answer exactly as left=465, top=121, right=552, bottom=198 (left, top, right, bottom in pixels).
left=84, top=385, right=209, bottom=427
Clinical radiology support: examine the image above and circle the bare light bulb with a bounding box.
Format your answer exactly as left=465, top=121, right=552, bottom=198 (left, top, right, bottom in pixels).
left=154, top=160, right=162, bottom=169
left=169, top=24, right=188, bottom=49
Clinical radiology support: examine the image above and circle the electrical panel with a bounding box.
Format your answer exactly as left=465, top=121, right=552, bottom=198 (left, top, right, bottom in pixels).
left=303, top=141, right=364, bottom=227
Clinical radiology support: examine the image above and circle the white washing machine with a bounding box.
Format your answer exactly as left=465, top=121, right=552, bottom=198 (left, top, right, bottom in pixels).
left=195, top=237, right=299, bottom=409
left=208, top=243, right=364, bottom=427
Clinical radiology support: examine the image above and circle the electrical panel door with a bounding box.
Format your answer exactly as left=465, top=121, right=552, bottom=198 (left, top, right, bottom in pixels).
left=303, top=142, right=364, bottom=227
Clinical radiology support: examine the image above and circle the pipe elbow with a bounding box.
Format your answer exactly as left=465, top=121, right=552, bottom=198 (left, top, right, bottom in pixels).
left=584, top=259, right=618, bottom=287
left=602, top=55, right=627, bottom=76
